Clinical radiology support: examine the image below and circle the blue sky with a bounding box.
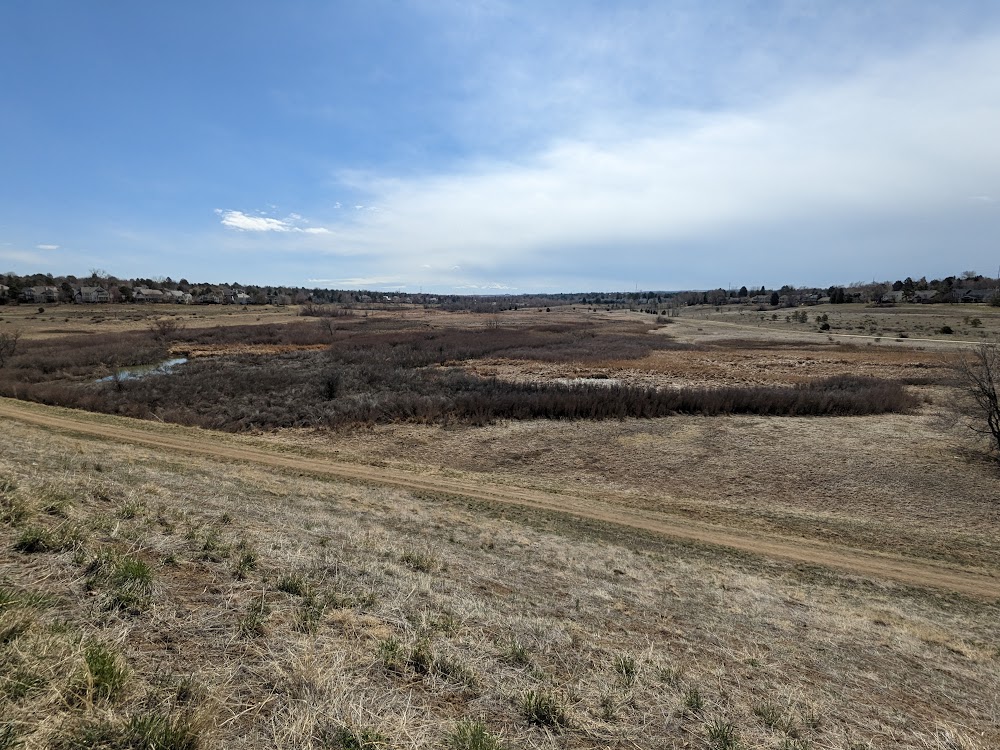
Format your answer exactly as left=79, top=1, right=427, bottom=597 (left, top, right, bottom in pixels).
left=2, top=1, right=999, bottom=293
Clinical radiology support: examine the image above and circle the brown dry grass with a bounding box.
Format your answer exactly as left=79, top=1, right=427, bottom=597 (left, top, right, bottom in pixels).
left=1, top=305, right=998, bottom=748
left=1, top=419, right=998, bottom=749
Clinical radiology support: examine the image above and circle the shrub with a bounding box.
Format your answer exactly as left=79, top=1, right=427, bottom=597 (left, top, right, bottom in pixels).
left=0, top=320, right=917, bottom=431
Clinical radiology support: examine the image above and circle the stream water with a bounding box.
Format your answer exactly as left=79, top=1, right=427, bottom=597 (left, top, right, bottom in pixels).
left=97, top=357, right=188, bottom=383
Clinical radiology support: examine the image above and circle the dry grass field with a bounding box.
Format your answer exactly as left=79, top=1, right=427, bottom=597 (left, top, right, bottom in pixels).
left=0, top=303, right=998, bottom=749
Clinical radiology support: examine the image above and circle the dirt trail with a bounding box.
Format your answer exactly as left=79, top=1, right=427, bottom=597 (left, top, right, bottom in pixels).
left=2, top=397, right=998, bottom=600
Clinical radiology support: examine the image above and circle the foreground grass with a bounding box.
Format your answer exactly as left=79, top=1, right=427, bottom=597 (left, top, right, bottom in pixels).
left=0, top=421, right=997, bottom=749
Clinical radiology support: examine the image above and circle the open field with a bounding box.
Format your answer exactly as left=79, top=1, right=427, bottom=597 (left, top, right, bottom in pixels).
left=0, top=304, right=998, bottom=748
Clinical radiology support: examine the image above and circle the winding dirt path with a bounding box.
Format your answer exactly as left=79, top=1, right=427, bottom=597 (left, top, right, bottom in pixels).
left=2, top=397, right=997, bottom=599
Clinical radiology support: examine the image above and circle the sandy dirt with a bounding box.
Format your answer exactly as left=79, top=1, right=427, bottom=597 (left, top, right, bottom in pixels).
left=2, top=396, right=997, bottom=600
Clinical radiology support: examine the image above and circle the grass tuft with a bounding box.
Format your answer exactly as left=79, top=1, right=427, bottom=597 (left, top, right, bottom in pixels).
left=71, top=642, right=129, bottom=704
left=399, top=549, right=438, bottom=573
left=521, top=689, right=569, bottom=729
left=276, top=573, right=309, bottom=597
left=683, top=686, right=704, bottom=713
left=613, top=653, right=638, bottom=686
left=124, top=711, right=201, bottom=750
left=705, top=718, right=740, bottom=750
left=0, top=724, right=19, bottom=750
left=323, top=724, right=389, bottom=750
left=449, top=719, right=505, bottom=750
left=13, top=524, right=83, bottom=553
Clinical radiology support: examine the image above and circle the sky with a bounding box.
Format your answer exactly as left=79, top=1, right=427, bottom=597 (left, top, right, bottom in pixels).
left=1, top=1, right=999, bottom=294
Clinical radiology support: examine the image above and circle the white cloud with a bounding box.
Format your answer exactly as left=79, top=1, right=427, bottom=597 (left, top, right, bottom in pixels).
left=35, top=244, right=59, bottom=250
left=220, top=210, right=295, bottom=232
left=218, top=209, right=330, bottom=234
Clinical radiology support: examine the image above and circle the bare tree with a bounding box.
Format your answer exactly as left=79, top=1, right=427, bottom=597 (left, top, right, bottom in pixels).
left=149, top=318, right=185, bottom=341
left=955, top=341, right=1000, bottom=459
left=0, top=330, right=21, bottom=367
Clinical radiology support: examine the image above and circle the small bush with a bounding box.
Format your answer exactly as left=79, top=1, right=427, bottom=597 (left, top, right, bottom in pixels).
left=940, top=325, right=954, bottom=334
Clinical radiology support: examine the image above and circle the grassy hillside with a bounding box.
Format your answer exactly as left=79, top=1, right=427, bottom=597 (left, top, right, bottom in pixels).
left=1, top=417, right=997, bottom=749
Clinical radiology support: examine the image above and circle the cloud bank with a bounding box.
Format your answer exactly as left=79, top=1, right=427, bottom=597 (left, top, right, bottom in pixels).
left=313, top=33, right=1000, bottom=289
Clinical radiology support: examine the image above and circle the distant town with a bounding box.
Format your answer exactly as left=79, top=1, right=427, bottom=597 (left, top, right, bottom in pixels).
left=1, top=270, right=998, bottom=310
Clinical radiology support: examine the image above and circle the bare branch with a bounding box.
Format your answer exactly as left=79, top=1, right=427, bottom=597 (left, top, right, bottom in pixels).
left=0, top=329, right=21, bottom=367
left=954, top=341, right=1000, bottom=458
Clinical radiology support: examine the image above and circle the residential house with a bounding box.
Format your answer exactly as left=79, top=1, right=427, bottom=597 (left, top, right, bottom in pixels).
left=879, top=290, right=905, bottom=304
left=21, top=286, right=60, bottom=303
left=133, top=287, right=165, bottom=303
left=223, top=290, right=251, bottom=305
left=161, top=290, right=193, bottom=304
left=960, top=289, right=997, bottom=304
left=75, top=286, right=110, bottom=303
left=196, top=291, right=223, bottom=304
left=911, top=290, right=939, bottom=304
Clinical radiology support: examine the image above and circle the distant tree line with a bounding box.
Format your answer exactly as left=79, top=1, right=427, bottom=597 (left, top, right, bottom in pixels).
left=2, top=269, right=998, bottom=309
